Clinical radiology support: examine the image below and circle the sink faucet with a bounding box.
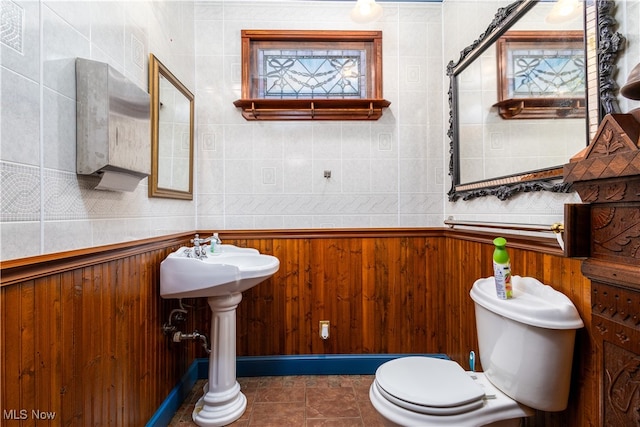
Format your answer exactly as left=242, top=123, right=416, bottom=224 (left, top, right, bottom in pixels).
left=191, top=234, right=211, bottom=259
left=190, top=233, right=221, bottom=259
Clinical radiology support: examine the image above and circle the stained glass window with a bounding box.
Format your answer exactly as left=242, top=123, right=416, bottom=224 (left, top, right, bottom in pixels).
left=507, top=48, right=585, bottom=98
left=257, top=49, right=367, bottom=99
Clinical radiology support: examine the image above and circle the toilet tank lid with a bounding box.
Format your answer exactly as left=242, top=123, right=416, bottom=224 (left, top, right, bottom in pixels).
left=470, top=276, right=584, bottom=330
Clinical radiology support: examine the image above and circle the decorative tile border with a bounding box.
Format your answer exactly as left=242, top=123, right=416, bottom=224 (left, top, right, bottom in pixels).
left=1, top=162, right=40, bottom=221
left=0, top=1, right=24, bottom=53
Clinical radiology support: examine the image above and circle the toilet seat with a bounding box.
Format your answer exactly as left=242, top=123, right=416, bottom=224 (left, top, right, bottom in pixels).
left=374, top=357, right=485, bottom=415
left=370, top=357, right=535, bottom=427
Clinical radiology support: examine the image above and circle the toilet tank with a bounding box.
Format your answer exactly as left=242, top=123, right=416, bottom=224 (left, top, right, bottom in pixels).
left=470, top=276, right=583, bottom=412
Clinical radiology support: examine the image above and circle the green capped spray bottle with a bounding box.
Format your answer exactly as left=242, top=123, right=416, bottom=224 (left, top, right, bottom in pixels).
left=493, top=237, right=512, bottom=299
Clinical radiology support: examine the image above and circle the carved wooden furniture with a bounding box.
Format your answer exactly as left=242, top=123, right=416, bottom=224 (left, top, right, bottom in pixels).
left=564, top=111, right=640, bottom=426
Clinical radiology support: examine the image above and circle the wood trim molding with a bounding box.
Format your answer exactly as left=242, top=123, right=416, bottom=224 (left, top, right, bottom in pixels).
left=444, top=228, right=564, bottom=256
left=232, top=98, right=391, bottom=121
left=213, top=228, right=446, bottom=240
left=0, top=233, right=193, bottom=287
left=1, top=227, right=564, bottom=286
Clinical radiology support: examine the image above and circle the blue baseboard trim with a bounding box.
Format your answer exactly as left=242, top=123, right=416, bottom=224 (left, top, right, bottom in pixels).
left=235, top=353, right=449, bottom=377
left=146, top=360, right=199, bottom=427
left=148, top=353, right=449, bottom=426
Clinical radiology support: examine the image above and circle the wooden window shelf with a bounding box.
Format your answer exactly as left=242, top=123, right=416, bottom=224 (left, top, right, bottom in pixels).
left=233, top=98, right=391, bottom=121
left=493, top=98, right=585, bottom=119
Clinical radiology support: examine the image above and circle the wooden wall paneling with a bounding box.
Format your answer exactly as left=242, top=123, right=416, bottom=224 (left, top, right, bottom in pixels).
left=1, top=230, right=597, bottom=426
left=71, top=268, right=84, bottom=425
left=60, top=270, right=76, bottom=426
left=82, top=264, right=100, bottom=425
left=296, top=238, right=312, bottom=355
left=233, top=234, right=441, bottom=357
left=373, top=237, right=396, bottom=353
left=272, top=237, right=287, bottom=356
left=386, top=237, right=403, bottom=353
left=423, top=237, right=445, bottom=353
left=2, top=283, right=24, bottom=420
left=253, top=238, right=280, bottom=355
left=368, top=237, right=388, bottom=353
left=442, top=237, right=458, bottom=363
left=150, top=248, right=165, bottom=416
left=402, top=237, right=424, bottom=352
left=103, top=260, right=115, bottom=425
left=322, top=237, right=340, bottom=352
left=138, top=252, right=150, bottom=421
left=390, top=236, right=407, bottom=353
left=310, top=238, right=333, bottom=354
left=361, top=238, right=376, bottom=354
left=122, top=256, right=133, bottom=423
left=343, top=238, right=363, bottom=354
left=235, top=242, right=250, bottom=356
left=444, top=238, right=485, bottom=367
left=0, top=235, right=195, bottom=425
left=399, top=236, right=429, bottom=353
left=287, top=237, right=311, bottom=356
left=21, top=281, right=37, bottom=422
left=42, top=275, right=62, bottom=423
left=250, top=259, right=278, bottom=355
left=35, top=276, right=51, bottom=421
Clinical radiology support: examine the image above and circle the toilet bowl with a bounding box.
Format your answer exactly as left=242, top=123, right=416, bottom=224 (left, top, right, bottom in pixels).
left=369, top=356, right=533, bottom=427
left=369, top=276, right=584, bottom=427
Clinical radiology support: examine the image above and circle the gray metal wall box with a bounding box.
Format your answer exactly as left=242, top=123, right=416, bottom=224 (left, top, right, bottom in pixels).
left=76, top=58, right=151, bottom=191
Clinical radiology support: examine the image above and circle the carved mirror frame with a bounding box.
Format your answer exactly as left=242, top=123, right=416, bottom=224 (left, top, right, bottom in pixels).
left=148, top=53, right=195, bottom=200
left=447, top=0, right=624, bottom=201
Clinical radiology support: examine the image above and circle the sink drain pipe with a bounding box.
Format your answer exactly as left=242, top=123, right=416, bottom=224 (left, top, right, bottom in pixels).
left=162, top=304, right=211, bottom=354
left=172, top=330, right=211, bottom=354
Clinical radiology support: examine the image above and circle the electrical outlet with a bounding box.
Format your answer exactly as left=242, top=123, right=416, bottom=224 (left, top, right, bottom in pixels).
left=319, top=320, right=330, bottom=339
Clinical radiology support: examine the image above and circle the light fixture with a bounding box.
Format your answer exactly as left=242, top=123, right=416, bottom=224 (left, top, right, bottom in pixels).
left=350, top=0, right=383, bottom=24
left=545, top=0, right=582, bottom=24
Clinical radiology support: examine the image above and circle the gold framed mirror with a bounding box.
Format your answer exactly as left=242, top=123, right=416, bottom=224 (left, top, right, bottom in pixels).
left=148, top=53, right=194, bottom=199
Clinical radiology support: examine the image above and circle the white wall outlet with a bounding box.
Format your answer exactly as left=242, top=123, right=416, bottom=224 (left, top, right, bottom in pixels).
left=319, top=320, right=330, bottom=339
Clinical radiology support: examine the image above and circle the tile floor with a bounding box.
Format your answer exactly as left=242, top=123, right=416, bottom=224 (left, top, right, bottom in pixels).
left=168, top=375, right=388, bottom=426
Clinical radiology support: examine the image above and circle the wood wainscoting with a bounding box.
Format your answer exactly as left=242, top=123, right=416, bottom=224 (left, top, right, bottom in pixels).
left=0, top=234, right=197, bottom=426
left=1, top=228, right=594, bottom=426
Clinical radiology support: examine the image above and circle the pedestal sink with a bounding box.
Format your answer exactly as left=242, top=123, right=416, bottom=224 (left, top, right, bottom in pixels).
left=160, top=244, right=279, bottom=427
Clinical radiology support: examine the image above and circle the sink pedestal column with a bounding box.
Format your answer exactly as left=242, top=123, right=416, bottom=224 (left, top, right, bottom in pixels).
left=193, top=293, right=246, bottom=427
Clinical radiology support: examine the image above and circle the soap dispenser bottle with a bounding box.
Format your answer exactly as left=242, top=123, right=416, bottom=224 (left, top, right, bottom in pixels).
left=493, top=237, right=512, bottom=299
left=210, top=233, right=222, bottom=255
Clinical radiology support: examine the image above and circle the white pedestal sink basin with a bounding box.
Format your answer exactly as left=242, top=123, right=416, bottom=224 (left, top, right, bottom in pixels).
left=160, top=245, right=279, bottom=299
left=160, top=244, right=279, bottom=427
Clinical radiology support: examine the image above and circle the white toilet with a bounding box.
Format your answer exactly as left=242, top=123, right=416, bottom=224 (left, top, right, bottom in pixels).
left=369, top=276, right=584, bottom=427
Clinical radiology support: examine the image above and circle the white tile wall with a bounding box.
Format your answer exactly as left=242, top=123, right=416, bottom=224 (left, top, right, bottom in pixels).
left=194, top=0, right=445, bottom=231
left=1, top=0, right=196, bottom=260
left=1, top=0, right=637, bottom=261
